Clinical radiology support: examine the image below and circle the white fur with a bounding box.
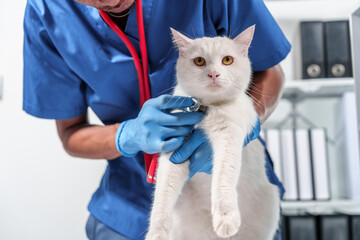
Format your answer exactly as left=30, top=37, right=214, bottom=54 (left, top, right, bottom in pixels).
left=146, top=26, right=280, bottom=240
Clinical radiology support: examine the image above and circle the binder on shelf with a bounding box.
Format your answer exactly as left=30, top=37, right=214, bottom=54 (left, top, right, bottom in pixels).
left=266, top=129, right=283, bottom=181
left=324, top=21, right=353, bottom=78
left=281, top=129, right=298, bottom=200
left=334, top=110, right=351, bottom=200
left=335, top=92, right=360, bottom=200
left=284, top=214, right=318, bottom=240
left=352, top=215, right=360, bottom=239
left=320, top=215, right=350, bottom=240
left=281, top=214, right=287, bottom=240
left=335, top=208, right=360, bottom=240
left=283, top=208, right=360, bottom=240
left=310, top=128, right=330, bottom=200
left=301, top=21, right=326, bottom=79
left=295, top=129, right=314, bottom=201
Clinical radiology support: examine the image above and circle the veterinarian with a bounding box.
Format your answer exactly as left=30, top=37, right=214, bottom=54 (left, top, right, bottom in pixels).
left=23, top=0, right=291, bottom=239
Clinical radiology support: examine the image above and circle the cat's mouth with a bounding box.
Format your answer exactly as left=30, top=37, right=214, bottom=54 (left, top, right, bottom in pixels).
left=207, top=82, right=222, bottom=90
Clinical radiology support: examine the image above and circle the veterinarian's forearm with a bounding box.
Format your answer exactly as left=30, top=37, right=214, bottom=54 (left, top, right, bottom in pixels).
left=249, top=64, right=285, bottom=123
left=56, top=114, right=122, bottom=160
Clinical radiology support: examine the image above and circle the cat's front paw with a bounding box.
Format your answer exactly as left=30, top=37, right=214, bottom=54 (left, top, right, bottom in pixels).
left=145, top=229, right=169, bottom=240
left=213, top=207, right=241, bottom=238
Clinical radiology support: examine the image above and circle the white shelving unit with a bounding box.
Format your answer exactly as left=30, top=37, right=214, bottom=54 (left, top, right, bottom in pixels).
left=281, top=200, right=360, bottom=214
left=282, top=78, right=355, bottom=102
left=265, top=0, right=356, bottom=21
left=263, top=0, right=360, bottom=213
left=0, top=75, right=3, bottom=100
left=351, top=3, right=360, bottom=150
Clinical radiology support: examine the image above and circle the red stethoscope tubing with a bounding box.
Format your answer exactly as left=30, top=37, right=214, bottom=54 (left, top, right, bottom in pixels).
left=99, top=0, right=158, bottom=184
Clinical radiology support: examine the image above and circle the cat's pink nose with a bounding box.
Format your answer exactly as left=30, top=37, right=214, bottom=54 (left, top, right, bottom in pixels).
left=208, top=72, right=220, bottom=81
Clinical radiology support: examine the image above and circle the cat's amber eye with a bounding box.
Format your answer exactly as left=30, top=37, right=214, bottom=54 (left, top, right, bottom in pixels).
left=194, top=57, right=206, bottom=66
left=222, top=56, right=234, bottom=65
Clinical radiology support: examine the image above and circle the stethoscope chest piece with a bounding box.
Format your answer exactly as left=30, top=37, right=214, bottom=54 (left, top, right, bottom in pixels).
left=184, top=97, right=208, bottom=113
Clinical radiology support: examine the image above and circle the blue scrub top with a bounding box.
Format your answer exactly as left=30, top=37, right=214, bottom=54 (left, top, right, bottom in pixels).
left=23, top=0, right=290, bottom=239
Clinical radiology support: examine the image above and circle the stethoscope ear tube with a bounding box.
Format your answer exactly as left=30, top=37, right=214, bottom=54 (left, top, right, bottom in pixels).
left=99, top=1, right=156, bottom=182
left=98, top=8, right=148, bottom=106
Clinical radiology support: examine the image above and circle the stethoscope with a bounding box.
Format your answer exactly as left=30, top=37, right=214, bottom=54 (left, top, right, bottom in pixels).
left=99, top=1, right=203, bottom=184
left=99, top=0, right=158, bottom=184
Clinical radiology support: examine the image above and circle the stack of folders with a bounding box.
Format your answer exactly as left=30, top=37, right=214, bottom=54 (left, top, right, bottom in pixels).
left=261, top=128, right=330, bottom=201
left=334, top=92, right=360, bottom=200
left=282, top=209, right=360, bottom=240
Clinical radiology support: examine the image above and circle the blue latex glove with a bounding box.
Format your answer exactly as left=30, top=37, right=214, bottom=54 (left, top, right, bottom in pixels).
left=170, top=117, right=261, bottom=179
left=115, top=95, right=205, bottom=157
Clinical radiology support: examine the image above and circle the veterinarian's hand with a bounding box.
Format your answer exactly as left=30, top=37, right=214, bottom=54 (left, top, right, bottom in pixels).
left=115, top=95, right=205, bottom=156
left=170, top=116, right=261, bottom=179
left=170, top=128, right=212, bottom=179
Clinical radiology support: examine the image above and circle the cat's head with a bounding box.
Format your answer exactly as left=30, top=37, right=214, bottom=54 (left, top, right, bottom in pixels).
left=171, top=26, right=255, bottom=104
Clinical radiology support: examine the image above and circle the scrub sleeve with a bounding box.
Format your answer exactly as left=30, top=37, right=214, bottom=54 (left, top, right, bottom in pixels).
left=23, top=4, right=87, bottom=120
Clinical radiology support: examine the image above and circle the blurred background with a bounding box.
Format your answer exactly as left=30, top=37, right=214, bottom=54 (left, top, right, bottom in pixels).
left=261, top=0, right=360, bottom=239
left=1, top=0, right=359, bottom=239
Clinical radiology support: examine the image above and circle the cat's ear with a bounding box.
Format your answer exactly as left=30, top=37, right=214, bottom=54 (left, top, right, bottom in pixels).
left=170, top=28, right=192, bottom=56
left=233, top=25, right=255, bottom=56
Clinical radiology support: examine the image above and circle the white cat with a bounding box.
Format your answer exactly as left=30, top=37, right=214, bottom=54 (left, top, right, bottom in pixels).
left=146, top=26, right=280, bottom=240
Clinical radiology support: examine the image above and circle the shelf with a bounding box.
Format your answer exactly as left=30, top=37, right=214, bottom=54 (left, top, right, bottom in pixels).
left=282, top=78, right=355, bottom=102
left=281, top=200, right=360, bottom=214
left=0, top=76, right=2, bottom=100
left=351, top=4, right=360, bottom=134
left=264, top=0, right=357, bottom=20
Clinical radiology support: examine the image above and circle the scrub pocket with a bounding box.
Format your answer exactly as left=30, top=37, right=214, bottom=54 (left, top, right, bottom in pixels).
left=86, top=215, right=130, bottom=240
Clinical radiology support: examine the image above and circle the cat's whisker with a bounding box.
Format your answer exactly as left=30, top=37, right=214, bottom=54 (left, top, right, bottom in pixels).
left=247, top=83, right=274, bottom=98
left=229, top=24, right=243, bottom=39
left=191, top=25, right=197, bottom=39
left=157, top=83, right=177, bottom=96
left=246, top=91, right=266, bottom=110
left=246, top=87, right=273, bottom=98
left=173, top=95, right=183, bottom=107
left=215, top=80, right=230, bottom=84
left=248, top=81, right=266, bottom=90
left=217, top=78, right=231, bottom=82
left=184, top=28, right=197, bottom=39
left=247, top=84, right=264, bottom=93
left=248, top=81, right=263, bottom=89
left=178, top=97, right=187, bottom=109
left=171, top=94, right=189, bottom=111
left=163, top=95, right=178, bottom=110
left=136, top=229, right=148, bottom=239
left=247, top=97, right=266, bottom=111
left=215, top=78, right=232, bottom=84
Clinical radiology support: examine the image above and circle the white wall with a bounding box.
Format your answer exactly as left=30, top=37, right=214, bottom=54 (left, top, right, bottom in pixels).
left=0, top=1, right=106, bottom=240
